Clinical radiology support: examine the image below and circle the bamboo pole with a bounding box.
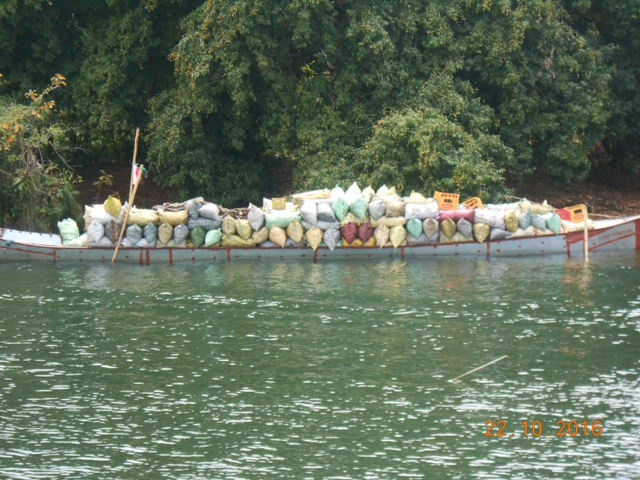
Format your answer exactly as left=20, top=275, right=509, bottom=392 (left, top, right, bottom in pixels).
left=382, top=262, right=406, bottom=276
left=448, top=355, right=509, bottom=383
left=112, top=129, right=141, bottom=264
left=128, top=128, right=140, bottom=201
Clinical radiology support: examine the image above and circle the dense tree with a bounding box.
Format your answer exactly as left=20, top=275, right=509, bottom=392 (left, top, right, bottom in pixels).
left=147, top=0, right=612, bottom=203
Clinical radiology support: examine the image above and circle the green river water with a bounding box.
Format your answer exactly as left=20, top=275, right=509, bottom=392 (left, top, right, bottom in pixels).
left=0, top=253, right=639, bottom=479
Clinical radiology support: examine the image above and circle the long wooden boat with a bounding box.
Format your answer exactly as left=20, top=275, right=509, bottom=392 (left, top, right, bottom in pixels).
left=1, top=215, right=639, bottom=265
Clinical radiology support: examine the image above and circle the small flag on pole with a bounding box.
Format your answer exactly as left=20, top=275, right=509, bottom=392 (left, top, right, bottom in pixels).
left=131, top=163, right=146, bottom=186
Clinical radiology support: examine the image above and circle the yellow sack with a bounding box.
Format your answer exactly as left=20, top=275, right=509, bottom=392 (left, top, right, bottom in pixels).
left=104, top=195, right=121, bottom=218
left=221, top=234, right=256, bottom=247
left=269, top=226, right=287, bottom=248
left=158, top=210, right=187, bottom=227
left=364, top=236, right=377, bottom=247
left=409, top=191, right=434, bottom=204
left=221, top=216, right=237, bottom=236
left=440, top=218, right=456, bottom=238
left=236, top=219, right=253, bottom=240
left=252, top=226, right=269, bottom=244
left=128, top=209, right=159, bottom=226
left=473, top=222, right=490, bottom=243
left=286, top=220, right=304, bottom=244
left=374, top=224, right=390, bottom=248
left=341, top=236, right=364, bottom=247
left=305, top=227, right=323, bottom=251
left=389, top=225, right=406, bottom=248
left=370, top=216, right=407, bottom=228
left=561, top=219, right=595, bottom=233
left=439, top=233, right=452, bottom=244
left=504, top=210, right=519, bottom=233
left=157, top=222, right=174, bottom=244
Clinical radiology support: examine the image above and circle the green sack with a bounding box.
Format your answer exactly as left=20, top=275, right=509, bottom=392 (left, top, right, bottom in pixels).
left=518, top=210, right=532, bottom=230
left=546, top=213, right=562, bottom=234
left=58, top=218, right=80, bottom=245
left=204, top=228, right=222, bottom=246
left=406, top=218, right=423, bottom=239
left=265, top=211, right=301, bottom=229
left=190, top=226, right=206, bottom=248
left=331, top=198, right=349, bottom=221
left=350, top=197, right=368, bottom=219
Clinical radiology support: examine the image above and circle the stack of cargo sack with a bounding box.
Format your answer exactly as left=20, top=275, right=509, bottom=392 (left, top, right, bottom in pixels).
left=65, top=184, right=595, bottom=250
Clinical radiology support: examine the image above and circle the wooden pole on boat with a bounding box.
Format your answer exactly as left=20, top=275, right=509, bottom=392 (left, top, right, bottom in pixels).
left=112, top=129, right=141, bottom=264
left=448, top=355, right=508, bottom=383
left=583, top=208, right=589, bottom=262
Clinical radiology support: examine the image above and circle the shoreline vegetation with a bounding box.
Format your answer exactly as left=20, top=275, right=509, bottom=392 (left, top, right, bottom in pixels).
left=2, top=1, right=640, bottom=232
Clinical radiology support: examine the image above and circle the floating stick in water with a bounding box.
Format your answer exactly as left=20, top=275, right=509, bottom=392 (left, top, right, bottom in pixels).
left=382, top=262, right=407, bottom=276
left=448, top=355, right=508, bottom=383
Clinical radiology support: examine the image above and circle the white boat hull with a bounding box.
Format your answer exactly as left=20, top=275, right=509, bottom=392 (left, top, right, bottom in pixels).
left=1, top=216, right=639, bottom=264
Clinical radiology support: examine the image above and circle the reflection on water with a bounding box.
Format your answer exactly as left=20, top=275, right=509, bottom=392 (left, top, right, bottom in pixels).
left=0, top=253, right=639, bottom=478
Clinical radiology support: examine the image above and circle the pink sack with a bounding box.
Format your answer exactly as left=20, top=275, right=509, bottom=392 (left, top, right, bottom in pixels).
left=341, top=223, right=358, bottom=244
left=438, top=209, right=474, bottom=223
left=358, top=222, right=373, bottom=243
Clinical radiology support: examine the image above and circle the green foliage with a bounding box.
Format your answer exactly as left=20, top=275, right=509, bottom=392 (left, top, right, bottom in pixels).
left=0, top=75, right=81, bottom=232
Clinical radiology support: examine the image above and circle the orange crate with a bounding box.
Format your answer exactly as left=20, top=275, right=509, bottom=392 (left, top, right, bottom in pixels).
left=461, top=197, right=484, bottom=209
left=271, top=197, right=287, bottom=210
left=556, top=204, right=587, bottom=223
left=434, top=191, right=460, bottom=210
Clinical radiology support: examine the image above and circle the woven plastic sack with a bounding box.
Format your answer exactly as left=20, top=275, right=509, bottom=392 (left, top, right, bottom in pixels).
left=474, top=209, right=505, bottom=229
left=87, top=222, right=105, bottom=244
left=300, top=201, right=318, bottom=226
left=235, top=219, right=252, bottom=240
left=389, top=225, right=406, bottom=248
left=451, top=232, right=471, bottom=243
left=331, top=198, right=349, bottom=221
left=510, top=226, right=536, bottom=238
left=440, top=209, right=474, bottom=223
left=316, top=220, right=340, bottom=231
left=258, top=240, right=278, bottom=248
left=158, top=210, right=187, bottom=227
left=173, top=224, right=189, bottom=244
left=221, top=216, right=237, bottom=235
left=546, top=213, right=562, bottom=234
left=561, top=219, right=594, bottom=232
left=121, top=238, right=133, bottom=248
left=423, top=218, right=439, bottom=238
left=90, top=236, right=113, bottom=247
left=530, top=203, right=554, bottom=215
left=362, top=186, right=375, bottom=203
left=374, top=224, right=390, bottom=248
left=370, top=216, right=407, bottom=228
left=384, top=195, right=405, bottom=217
left=457, top=218, right=473, bottom=238
left=143, top=222, right=157, bottom=243
left=305, top=227, right=323, bottom=251
left=136, top=238, right=155, bottom=248
left=330, top=186, right=346, bottom=203
left=157, top=222, right=173, bottom=244
left=190, top=226, right=206, bottom=248
left=407, top=218, right=423, bottom=239
left=409, top=191, right=433, bottom=204
left=287, top=220, right=304, bottom=244
left=350, top=198, right=368, bottom=219
left=339, top=212, right=358, bottom=227
left=89, top=205, right=118, bottom=225
left=404, top=202, right=439, bottom=220
left=205, top=229, right=222, bottom=246
left=245, top=225, right=266, bottom=244
left=317, top=202, right=337, bottom=222
left=221, top=234, right=255, bottom=247
left=247, top=204, right=265, bottom=230
left=323, top=226, right=341, bottom=251
left=344, top=238, right=363, bottom=247
left=186, top=199, right=202, bottom=220
left=345, top=182, right=362, bottom=204
left=406, top=232, right=428, bottom=245
left=364, top=236, right=376, bottom=247
left=490, top=228, right=511, bottom=240
left=269, top=226, right=287, bottom=248
left=341, top=223, right=357, bottom=244
left=65, top=233, right=89, bottom=247
left=531, top=213, right=547, bottom=231
left=473, top=223, right=490, bottom=243
left=284, top=238, right=303, bottom=247
left=504, top=211, right=518, bottom=233
left=126, top=224, right=142, bottom=244
left=104, top=196, right=121, bottom=218
left=127, top=209, right=159, bottom=227
left=188, top=218, right=221, bottom=231
left=440, top=218, right=456, bottom=238
left=368, top=198, right=386, bottom=220
left=358, top=222, right=373, bottom=243
left=486, top=202, right=520, bottom=211
left=265, top=211, right=301, bottom=229
left=198, top=203, right=220, bottom=221
left=518, top=209, right=532, bottom=230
